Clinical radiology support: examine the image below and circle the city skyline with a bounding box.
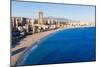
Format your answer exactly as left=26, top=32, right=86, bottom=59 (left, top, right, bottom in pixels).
left=12, top=1, right=95, bottom=22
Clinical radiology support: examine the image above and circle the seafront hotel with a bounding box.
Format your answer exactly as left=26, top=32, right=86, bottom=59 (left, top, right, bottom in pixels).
left=11, top=0, right=96, bottom=66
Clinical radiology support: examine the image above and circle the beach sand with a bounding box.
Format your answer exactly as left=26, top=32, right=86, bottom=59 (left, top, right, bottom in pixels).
left=11, top=26, right=94, bottom=66
left=11, top=28, right=64, bottom=66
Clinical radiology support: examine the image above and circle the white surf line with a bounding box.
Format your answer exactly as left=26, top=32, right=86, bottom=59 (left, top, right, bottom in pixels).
left=17, top=44, right=38, bottom=65
left=15, top=26, right=95, bottom=66
left=16, top=29, right=61, bottom=65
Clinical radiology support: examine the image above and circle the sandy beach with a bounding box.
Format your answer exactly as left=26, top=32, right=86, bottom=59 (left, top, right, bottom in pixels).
left=11, top=28, right=65, bottom=66
left=11, top=26, right=95, bottom=66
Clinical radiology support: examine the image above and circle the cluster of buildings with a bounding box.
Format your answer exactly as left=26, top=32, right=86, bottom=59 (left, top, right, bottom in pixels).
left=11, top=11, right=68, bottom=36
left=11, top=11, right=95, bottom=44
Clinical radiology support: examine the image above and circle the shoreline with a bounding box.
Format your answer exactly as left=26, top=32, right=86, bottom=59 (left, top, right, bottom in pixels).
left=16, top=28, right=61, bottom=66
left=11, top=27, right=64, bottom=66
left=11, top=26, right=95, bottom=66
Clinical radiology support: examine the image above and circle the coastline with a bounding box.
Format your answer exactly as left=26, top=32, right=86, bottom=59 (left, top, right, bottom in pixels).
left=11, top=27, right=65, bottom=66
left=11, top=26, right=95, bottom=66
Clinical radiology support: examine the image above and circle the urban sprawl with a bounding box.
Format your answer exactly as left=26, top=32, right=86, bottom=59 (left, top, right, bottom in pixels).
left=11, top=11, right=95, bottom=45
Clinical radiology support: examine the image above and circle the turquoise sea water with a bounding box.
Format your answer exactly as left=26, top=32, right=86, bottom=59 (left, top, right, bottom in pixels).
left=19, top=27, right=96, bottom=66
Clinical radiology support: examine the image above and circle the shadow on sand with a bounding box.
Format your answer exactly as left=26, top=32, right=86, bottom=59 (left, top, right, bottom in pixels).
left=11, top=47, right=26, bottom=56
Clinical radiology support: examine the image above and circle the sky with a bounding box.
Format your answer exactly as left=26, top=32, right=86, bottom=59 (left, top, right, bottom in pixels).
left=12, top=1, right=95, bottom=22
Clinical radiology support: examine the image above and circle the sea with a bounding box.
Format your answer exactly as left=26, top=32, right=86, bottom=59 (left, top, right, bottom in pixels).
left=18, top=27, right=96, bottom=66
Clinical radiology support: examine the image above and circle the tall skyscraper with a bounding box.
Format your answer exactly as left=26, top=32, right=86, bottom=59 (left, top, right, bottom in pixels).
left=38, top=11, right=44, bottom=24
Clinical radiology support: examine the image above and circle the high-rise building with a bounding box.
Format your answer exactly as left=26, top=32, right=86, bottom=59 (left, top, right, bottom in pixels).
left=38, top=11, right=44, bottom=24
left=14, top=17, right=19, bottom=28
left=11, top=17, right=15, bottom=28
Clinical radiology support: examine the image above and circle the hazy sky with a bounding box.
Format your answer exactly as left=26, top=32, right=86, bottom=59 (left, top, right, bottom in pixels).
left=12, top=1, right=95, bottom=22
